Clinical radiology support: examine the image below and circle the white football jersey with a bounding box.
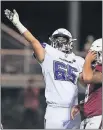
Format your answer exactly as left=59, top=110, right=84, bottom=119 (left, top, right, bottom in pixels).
left=35, top=43, right=84, bottom=107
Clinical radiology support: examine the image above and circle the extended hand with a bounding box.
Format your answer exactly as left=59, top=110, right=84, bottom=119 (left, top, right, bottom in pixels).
left=4, top=9, right=20, bottom=26
left=71, top=106, right=80, bottom=120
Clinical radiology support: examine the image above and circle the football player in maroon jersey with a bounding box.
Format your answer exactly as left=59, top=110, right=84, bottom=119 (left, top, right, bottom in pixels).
left=71, top=38, right=102, bottom=129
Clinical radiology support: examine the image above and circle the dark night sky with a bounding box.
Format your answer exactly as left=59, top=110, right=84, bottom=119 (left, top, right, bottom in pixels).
left=1, top=1, right=102, bottom=50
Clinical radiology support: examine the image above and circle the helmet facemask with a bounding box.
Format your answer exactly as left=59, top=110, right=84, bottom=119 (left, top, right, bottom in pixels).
left=91, top=51, right=102, bottom=67
left=90, top=38, right=102, bottom=66
left=49, top=35, right=74, bottom=54
left=96, top=51, right=102, bottom=64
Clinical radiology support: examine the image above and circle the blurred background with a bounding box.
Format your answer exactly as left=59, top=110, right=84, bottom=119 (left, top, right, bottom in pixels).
left=1, top=1, right=102, bottom=129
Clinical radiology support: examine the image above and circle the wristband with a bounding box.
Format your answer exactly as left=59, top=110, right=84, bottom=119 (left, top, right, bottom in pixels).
left=15, top=22, right=27, bottom=34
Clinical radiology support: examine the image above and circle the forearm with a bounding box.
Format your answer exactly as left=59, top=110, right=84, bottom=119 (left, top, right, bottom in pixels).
left=83, top=59, right=93, bottom=83
left=23, top=30, right=45, bottom=62
left=23, top=30, right=38, bottom=43
left=23, top=30, right=43, bottom=51
left=15, top=21, right=41, bottom=46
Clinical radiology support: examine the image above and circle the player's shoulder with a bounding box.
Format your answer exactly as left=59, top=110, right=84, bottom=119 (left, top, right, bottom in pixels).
left=41, top=42, right=61, bottom=59
left=41, top=42, right=53, bottom=50
left=75, top=55, right=85, bottom=63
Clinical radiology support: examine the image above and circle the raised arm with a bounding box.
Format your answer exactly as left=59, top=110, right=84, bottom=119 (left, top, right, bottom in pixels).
left=78, top=51, right=102, bottom=85
left=4, top=9, right=45, bottom=63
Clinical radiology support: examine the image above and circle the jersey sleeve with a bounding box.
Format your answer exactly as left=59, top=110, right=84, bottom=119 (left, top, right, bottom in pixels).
left=40, top=44, right=58, bottom=68
left=33, top=42, right=57, bottom=58
left=32, top=42, right=53, bottom=69
left=33, top=42, right=47, bottom=58
left=33, top=42, right=59, bottom=64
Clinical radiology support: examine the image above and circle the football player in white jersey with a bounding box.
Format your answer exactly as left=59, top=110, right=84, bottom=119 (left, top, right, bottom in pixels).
left=4, top=9, right=84, bottom=129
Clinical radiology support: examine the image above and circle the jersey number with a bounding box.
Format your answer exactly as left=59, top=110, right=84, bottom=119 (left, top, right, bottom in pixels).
left=53, top=60, right=78, bottom=84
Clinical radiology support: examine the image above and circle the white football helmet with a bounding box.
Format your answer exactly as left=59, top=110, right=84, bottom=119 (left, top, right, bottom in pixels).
left=49, top=28, right=76, bottom=54
left=90, top=38, right=102, bottom=64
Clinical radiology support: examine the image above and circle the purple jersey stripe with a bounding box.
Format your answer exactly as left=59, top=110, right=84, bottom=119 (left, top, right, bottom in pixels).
left=41, top=42, right=46, bottom=48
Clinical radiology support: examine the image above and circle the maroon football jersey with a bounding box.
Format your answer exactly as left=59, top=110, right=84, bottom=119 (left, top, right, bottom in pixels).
left=83, top=65, right=102, bottom=118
